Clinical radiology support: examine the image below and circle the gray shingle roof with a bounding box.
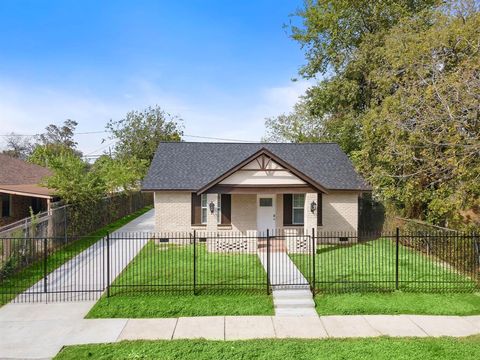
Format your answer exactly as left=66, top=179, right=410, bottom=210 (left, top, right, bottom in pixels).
left=142, top=142, right=371, bottom=192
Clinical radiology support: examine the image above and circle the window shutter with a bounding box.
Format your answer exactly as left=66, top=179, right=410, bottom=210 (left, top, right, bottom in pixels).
left=221, top=194, right=231, bottom=225
left=191, top=193, right=202, bottom=225
left=283, top=194, right=292, bottom=226
left=317, top=193, right=323, bottom=226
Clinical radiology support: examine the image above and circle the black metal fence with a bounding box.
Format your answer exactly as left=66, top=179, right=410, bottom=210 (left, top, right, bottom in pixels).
left=1, top=229, right=479, bottom=304
left=0, top=192, right=153, bottom=289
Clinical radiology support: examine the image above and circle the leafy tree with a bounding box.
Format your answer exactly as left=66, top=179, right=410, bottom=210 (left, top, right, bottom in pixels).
left=1, top=133, right=34, bottom=159
left=264, top=102, right=325, bottom=142
left=28, top=143, right=79, bottom=168
left=92, top=155, right=148, bottom=195
left=41, top=152, right=105, bottom=204
left=355, top=9, right=480, bottom=228
left=266, top=0, right=439, bottom=154
left=267, top=0, right=480, bottom=229
left=28, top=119, right=82, bottom=167
left=106, top=105, right=183, bottom=165
left=37, top=119, right=78, bottom=149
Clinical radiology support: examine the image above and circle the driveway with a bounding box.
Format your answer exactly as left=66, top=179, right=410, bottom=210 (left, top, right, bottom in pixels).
left=15, top=209, right=155, bottom=303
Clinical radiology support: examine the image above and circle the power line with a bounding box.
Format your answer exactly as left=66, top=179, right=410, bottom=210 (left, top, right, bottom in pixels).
left=0, top=131, right=257, bottom=143
left=183, top=134, right=256, bottom=142
left=0, top=130, right=108, bottom=137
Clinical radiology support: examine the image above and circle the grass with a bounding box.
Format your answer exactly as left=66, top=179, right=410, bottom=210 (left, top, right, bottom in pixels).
left=0, top=206, right=153, bottom=306
left=314, top=292, right=480, bottom=315
left=87, top=242, right=273, bottom=318
left=291, top=238, right=476, bottom=293
left=87, top=292, right=273, bottom=318
left=290, top=238, right=479, bottom=315
left=54, top=337, right=480, bottom=360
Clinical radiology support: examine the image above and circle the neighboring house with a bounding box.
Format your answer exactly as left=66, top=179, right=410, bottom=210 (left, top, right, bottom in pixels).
left=0, top=154, right=56, bottom=227
left=142, top=142, right=371, bottom=235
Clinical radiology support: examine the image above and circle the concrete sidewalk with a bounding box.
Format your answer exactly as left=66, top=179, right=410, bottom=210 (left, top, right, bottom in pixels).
left=1, top=302, right=480, bottom=359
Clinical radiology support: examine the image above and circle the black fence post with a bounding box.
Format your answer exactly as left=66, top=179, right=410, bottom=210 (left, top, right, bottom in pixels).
left=266, top=229, right=270, bottom=295
left=106, top=231, right=110, bottom=298
left=193, top=230, right=197, bottom=295
left=474, top=232, right=480, bottom=287
left=312, top=227, right=316, bottom=296
left=43, top=238, right=48, bottom=294
left=64, top=206, right=68, bottom=244
left=395, top=227, right=400, bottom=291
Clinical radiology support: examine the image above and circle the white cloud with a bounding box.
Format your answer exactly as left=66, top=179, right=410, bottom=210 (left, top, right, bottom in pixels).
left=0, top=77, right=313, bottom=154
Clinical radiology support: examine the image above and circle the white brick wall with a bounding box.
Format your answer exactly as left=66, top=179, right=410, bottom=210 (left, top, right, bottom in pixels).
left=154, top=191, right=192, bottom=233
left=154, top=190, right=359, bottom=234
left=320, top=191, right=359, bottom=233
left=230, top=194, right=257, bottom=232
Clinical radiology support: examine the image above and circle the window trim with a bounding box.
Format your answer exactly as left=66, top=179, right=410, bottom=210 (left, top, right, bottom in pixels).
left=201, top=194, right=208, bottom=224
left=292, top=193, right=305, bottom=225
left=217, top=195, right=222, bottom=224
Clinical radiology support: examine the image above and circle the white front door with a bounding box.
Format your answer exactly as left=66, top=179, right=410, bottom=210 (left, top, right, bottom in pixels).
left=257, top=194, right=276, bottom=233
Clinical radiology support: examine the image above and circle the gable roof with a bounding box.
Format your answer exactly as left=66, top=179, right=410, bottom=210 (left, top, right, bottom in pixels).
left=142, top=142, right=371, bottom=192
left=196, top=148, right=330, bottom=194
left=0, top=154, right=55, bottom=198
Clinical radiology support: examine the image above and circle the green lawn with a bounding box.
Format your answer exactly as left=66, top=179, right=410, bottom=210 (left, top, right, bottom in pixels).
left=290, top=238, right=479, bottom=315
left=0, top=206, right=152, bottom=306
left=87, top=242, right=273, bottom=318
left=290, top=238, right=477, bottom=293
left=314, top=292, right=480, bottom=315
left=55, top=337, right=480, bottom=360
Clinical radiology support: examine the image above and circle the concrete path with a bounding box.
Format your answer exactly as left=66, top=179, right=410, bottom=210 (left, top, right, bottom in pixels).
left=1, top=302, right=480, bottom=359
left=15, top=210, right=155, bottom=303
left=257, top=250, right=316, bottom=316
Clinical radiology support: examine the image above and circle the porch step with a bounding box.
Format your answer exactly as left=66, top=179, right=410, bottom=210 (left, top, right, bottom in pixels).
left=275, top=308, right=318, bottom=317
left=272, top=289, right=313, bottom=299
left=274, top=298, right=316, bottom=309
left=271, top=284, right=310, bottom=290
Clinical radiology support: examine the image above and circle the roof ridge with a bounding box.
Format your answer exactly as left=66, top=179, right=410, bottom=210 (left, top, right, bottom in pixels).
left=156, top=141, right=339, bottom=145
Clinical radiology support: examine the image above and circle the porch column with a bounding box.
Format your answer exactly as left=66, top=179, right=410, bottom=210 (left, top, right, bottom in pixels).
left=304, top=193, right=317, bottom=235
left=206, top=193, right=218, bottom=232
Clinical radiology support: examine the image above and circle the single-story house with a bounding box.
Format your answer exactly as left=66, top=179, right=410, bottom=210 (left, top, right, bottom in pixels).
left=142, top=142, right=371, bottom=235
left=0, top=154, right=56, bottom=227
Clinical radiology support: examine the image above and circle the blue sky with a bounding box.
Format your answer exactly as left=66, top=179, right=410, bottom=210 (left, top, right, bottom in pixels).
left=0, top=0, right=311, bottom=155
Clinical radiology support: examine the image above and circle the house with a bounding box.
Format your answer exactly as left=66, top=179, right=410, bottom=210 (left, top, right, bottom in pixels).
left=142, top=142, right=371, bottom=236
left=0, top=154, right=56, bottom=227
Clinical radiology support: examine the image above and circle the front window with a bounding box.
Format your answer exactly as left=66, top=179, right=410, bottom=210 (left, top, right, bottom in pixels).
left=292, top=194, right=305, bottom=225
left=201, top=194, right=221, bottom=224
left=1, top=194, right=11, bottom=218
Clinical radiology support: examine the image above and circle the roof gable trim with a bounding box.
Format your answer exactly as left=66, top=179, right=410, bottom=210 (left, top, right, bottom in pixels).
left=197, top=148, right=330, bottom=195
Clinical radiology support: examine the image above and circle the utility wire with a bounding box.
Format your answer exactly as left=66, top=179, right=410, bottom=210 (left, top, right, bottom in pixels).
left=0, top=131, right=256, bottom=143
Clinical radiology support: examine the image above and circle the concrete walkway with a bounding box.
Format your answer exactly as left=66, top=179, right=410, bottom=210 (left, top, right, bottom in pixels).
left=1, top=301, right=480, bottom=359
left=257, top=250, right=317, bottom=316
left=15, top=210, right=155, bottom=302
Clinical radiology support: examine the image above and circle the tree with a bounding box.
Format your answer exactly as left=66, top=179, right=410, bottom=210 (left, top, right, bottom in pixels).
left=263, top=102, right=325, bottom=142
left=37, top=119, right=78, bottom=149
left=41, top=152, right=105, bottom=204
left=106, top=105, right=183, bottom=165
left=355, top=9, right=480, bottom=228
left=266, top=0, right=440, bottom=155
left=92, top=155, right=148, bottom=195
left=266, top=1, right=480, bottom=229
left=28, top=120, right=82, bottom=167
left=1, top=133, right=34, bottom=159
